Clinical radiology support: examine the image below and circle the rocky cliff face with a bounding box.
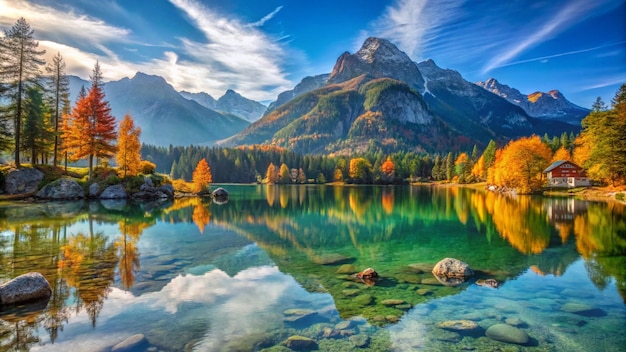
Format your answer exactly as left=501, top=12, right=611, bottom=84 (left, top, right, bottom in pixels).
left=417, top=59, right=532, bottom=139
left=476, top=78, right=589, bottom=125
left=327, top=37, right=425, bottom=92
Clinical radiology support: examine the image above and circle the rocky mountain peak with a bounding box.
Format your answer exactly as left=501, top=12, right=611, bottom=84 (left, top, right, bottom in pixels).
left=356, top=37, right=412, bottom=65
left=215, top=89, right=266, bottom=122
left=328, top=37, right=424, bottom=92
left=477, top=79, right=589, bottom=125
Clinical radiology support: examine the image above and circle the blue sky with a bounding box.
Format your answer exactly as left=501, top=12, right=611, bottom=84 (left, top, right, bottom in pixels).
left=1, top=0, right=624, bottom=107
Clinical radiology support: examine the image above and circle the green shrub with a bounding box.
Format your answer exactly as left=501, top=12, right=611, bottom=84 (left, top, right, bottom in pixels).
left=616, top=193, right=625, bottom=201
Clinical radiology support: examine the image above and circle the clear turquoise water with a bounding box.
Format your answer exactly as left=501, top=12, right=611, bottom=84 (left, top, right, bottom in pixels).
left=0, top=185, right=624, bottom=351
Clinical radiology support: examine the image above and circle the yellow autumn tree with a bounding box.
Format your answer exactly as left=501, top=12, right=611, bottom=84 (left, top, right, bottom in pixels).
left=551, top=146, right=571, bottom=163
left=192, top=158, right=212, bottom=193
left=471, top=155, right=486, bottom=181
left=278, top=163, right=291, bottom=184
left=265, top=162, right=277, bottom=184
left=349, top=157, right=372, bottom=183
left=489, top=135, right=552, bottom=194
left=116, top=114, right=142, bottom=177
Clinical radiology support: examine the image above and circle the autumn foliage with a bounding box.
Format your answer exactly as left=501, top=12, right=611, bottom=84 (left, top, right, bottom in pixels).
left=192, top=158, right=213, bottom=193
left=116, top=114, right=141, bottom=177
left=487, top=135, right=552, bottom=194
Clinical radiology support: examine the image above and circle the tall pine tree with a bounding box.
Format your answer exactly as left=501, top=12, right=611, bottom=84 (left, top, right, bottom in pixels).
left=46, top=52, right=70, bottom=166
left=0, top=18, right=46, bottom=167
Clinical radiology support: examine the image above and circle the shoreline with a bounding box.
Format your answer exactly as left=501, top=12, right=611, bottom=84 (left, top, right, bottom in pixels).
left=411, top=181, right=626, bottom=204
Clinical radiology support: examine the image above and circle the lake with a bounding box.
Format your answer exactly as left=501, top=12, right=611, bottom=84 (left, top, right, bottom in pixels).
left=0, top=185, right=624, bottom=351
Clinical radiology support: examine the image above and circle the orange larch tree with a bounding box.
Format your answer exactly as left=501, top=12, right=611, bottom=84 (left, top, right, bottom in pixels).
left=86, top=62, right=117, bottom=178
left=63, top=63, right=117, bottom=179
left=116, top=114, right=142, bottom=177
left=381, top=156, right=395, bottom=183
left=192, top=158, right=213, bottom=193
left=62, top=86, right=90, bottom=166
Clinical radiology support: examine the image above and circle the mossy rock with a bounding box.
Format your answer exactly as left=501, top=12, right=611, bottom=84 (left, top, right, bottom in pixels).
left=354, top=294, right=375, bottom=306
left=283, top=335, right=318, bottom=351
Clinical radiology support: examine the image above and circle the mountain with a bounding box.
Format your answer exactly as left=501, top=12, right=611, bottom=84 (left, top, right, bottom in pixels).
left=70, top=73, right=249, bottom=146
left=417, top=59, right=535, bottom=141
left=180, top=89, right=266, bottom=122
left=476, top=78, right=590, bottom=125
left=327, top=37, right=425, bottom=92
left=215, top=89, right=266, bottom=122
left=221, top=37, right=579, bottom=154
left=179, top=91, right=217, bottom=110
left=265, top=73, right=329, bottom=115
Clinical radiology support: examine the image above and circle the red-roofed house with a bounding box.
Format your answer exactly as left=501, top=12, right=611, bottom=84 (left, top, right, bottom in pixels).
left=543, top=160, right=590, bottom=187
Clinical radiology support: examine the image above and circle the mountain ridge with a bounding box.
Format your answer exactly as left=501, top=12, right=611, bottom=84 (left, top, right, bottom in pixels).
left=220, top=37, right=580, bottom=154
left=476, top=78, right=589, bottom=125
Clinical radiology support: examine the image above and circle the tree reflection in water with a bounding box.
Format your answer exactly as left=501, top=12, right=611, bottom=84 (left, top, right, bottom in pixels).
left=0, top=186, right=623, bottom=349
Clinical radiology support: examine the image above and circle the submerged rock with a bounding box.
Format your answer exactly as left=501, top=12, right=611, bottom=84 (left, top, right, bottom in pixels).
left=485, top=323, right=529, bottom=345
left=432, top=258, right=474, bottom=278
left=560, top=302, right=607, bottom=317
left=0, top=272, right=51, bottom=305
left=436, top=320, right=479, bottom=332
left=349, top=334, right=370, bottom=348
left=284, top=335, right=318, bottom=351
left=381, top=299, right=405, bottom=306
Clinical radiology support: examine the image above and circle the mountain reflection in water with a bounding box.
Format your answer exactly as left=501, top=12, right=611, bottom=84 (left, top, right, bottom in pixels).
left=0, top=185, right=623, bottom=351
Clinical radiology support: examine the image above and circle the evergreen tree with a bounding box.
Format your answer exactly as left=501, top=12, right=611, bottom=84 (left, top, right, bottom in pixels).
left=45, top=52, right=70, bottom=166
left=0, top=18, right=46, bottom=167
left=445, top=152, right=454, bottom=181
left=22, top=86, right=50, bottom=164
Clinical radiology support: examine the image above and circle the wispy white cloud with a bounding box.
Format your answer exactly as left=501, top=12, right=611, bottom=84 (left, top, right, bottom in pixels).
left=1, top=0, right=293, bottom=101
left=360, top=0, right=464, bottom=60
left=164, top=0, right=292, bottom=100
left=482, top=0, right=615, bottom=74
left=248, top=6, right=284, bottom=28
left=0, top=0, right=130, bottom=45
left=481, top=0, right=607, bottom=74
left=489, top=41, right=626, bottom=70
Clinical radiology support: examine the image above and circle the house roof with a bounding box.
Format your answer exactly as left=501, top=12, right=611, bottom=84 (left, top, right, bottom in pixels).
left=543, top=160, right=581, bottom=173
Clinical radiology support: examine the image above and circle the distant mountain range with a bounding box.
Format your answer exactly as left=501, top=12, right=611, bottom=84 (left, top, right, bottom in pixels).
left=69, top=73, right=253, bottom=146
left=476, top=78, right=589, bottom=125
left=64, top=37, right=586, bottom=151
left=219, top=37, right=581, bottom=154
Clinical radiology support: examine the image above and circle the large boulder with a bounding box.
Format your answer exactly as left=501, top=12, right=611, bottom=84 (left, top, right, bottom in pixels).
left=212, top=187, right=228, bottom=204
left=36, top=178, right=85, bottom=199
left=100, top=184, right=127, bottom=199
left=89, top=183, right=101, bottom=197
left=158, top=184, right=174, bottom=198
left=432, top=258, right=474, bottom=278
left=4, top=168, right=44, bottom=194
left=0, top=272, right=52, bottom=305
